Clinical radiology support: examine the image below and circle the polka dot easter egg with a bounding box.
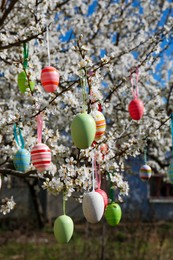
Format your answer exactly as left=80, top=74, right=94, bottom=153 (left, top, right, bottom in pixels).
left=139, top=164, right=152, bottom=181
left=31, top=143, right=51, bottom=172
left=41, top=66, right=60, bottom=93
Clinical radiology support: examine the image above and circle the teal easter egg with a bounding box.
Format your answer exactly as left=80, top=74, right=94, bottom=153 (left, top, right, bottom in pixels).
left=104, top=203, right=122, bottom=226
left=13, top=149, right=30, bottom=172
left=53, top=215, right=74, bottom=244
left=17, top=71, right=35, bottom=93
left=71, top=113, right=96, bottom=149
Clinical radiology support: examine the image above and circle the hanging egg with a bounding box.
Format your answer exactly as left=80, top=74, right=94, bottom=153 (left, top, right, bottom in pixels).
left=167, top=159, right=173, bottom=183
left=31, top=143, right=51, bottom=172
left=13, top=149, right=30, bottom=172
left=54, top=215, right=74, bottom=244
left=128, top=98, right=144, bottom=120
left=41, top=66, right=59, bottom=93
left=139, top=164, right=152, bottom=181
left=95, top=188, right=108, bottom=208
left=100, top=143, right=109, bottom=155
left=17, top=71, right=35, bottom=93
left=71, top=113, right=96, bottom=149
left=91, top=111, right=106, bottom=141
left=104, top=203, right=122, bottom=226
left=82, top=191, right=104, bottom=224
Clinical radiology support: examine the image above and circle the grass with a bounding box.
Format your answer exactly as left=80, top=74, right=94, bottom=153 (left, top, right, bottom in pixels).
left=0, top=221, right=173, bottom=260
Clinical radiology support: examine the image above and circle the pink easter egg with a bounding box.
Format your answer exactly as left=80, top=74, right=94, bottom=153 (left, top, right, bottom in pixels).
left=128, top=98, right=144, bottom=120
left=95, top=188, right=108, bottom=208
left=31, top=143, right=51, bottom=172
left=41, top=66, right=59, bottom=93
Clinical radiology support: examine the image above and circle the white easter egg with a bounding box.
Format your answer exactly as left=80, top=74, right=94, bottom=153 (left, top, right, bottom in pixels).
left=82, top=191, right=104, bottom=224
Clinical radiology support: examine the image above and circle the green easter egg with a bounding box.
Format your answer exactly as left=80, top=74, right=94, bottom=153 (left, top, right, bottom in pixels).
left=71, top=113, right=96, bottom=149
left=17, top=71, right=35, bottom=93
left=53, top=215, right=74, bottom=244
left=104, top=203, right=122, bottom=226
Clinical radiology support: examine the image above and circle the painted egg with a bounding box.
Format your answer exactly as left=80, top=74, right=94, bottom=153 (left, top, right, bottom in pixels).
left=167, top=159, right=173, bottom=183
left=82, top=191, right=104, bottom=224
left=31, top=143, right=51, bottom=172
left=41, top=66, right=59, bottom=93
left=17, top=71, right=35, bottom=93
left=95, top=188, right=108, bottom=208
left=13, top=149, right=30, bottom=172
left=54, top=215, right=74, bottom=244
left=128, top=98, right=144, bottom=120
left=100, top=143, right=109, bottom=155
left=139, top=164, right=152, bottom=181
left=71, top=113, right=96, bottom=149
left=104, top=203, right=122, bottom=226
left=91, top=111, right=106, bottom=141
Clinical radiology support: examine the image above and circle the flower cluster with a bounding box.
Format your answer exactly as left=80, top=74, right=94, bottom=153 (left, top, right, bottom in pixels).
left=0, top=196, right=16, bottom=215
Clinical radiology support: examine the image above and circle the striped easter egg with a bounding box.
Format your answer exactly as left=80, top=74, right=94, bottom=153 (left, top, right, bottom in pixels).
left=31, top=143, right=51, bottom=172
left=91, top=111, right=106, bottom=141
left=41, top=66, right=59, bottom=93
left=13, top=149, right=30, bottom=172
left=139, top=164, right=152, bottom=181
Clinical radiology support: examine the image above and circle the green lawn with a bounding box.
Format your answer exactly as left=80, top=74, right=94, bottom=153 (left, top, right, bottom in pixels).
left=0, top=221, right=173, bottom=260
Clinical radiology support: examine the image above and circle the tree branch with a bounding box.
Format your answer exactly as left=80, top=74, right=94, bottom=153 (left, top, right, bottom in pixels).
left=0, top=0, right=19, bottom=28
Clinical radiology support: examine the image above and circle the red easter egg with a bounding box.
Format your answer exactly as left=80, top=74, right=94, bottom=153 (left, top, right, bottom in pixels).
left=41, top=66, right=59, bottom=93
left=31, top=143, right=51, bottom=172
left=128, top=98, right=144, bottom=120
left=95, top=188, right=108, bottom=208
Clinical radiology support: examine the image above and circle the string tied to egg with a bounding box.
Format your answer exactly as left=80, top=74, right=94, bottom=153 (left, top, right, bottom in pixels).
left=80, top=68, right=87, bottom=113
left=13, top=123, right=25, bottom=149
left=23, top=42, right=29, bottom=70
left=130, top=67, right=139, bottom=99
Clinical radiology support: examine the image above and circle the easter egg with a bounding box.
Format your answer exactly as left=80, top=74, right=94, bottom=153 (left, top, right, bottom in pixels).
left=91, top=111, right=106, bottom=141
left=13, top=149, right=30, bottom=172
left=82, top=191, right=104, bottom=224
left=17, top=71, right=35, bottom=93
left=95, top=188, right=108, bottom=208
left=167, top=159, right=173, bottom=183
left=71, top=113, right=96, bottom=149
left=31, top=143, right=51, bottom=172
left=128, top=98, right=144, bottom=120
left=104, top=203, right=122, bottom=226
left=100, top=143, right=109, bottom=155
left=54, top=215, right=74, bottom=244
left=41, top=66, right=59, bottom=93
left=139, top=164, right=152, bottom=181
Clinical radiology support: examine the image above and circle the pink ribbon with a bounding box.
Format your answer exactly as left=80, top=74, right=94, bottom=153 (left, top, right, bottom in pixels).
left=36, top=114, right=43, bottom=143
left=130, top=67, right=139, bottom=99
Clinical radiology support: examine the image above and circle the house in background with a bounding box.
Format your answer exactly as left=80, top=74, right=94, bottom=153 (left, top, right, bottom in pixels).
left=123, top=156, right=173, bottom=221
left=1, top=156, right=173, bottom=227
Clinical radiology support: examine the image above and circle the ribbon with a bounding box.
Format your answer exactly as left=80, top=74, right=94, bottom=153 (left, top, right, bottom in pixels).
left=95, top=158, right=101, bottom=189
left=23, top=42, right=29, bottom=69
left=171, top=114, right=173, bottom=158
left=13, top=124, right=25, bottom=149
left=46, top=26, right=51, bottom=67
left=92, top=150, right=95, bottom=191
left=80, top=69, right=87, bottom=113
left=130, top=67, right=139, bottom=99
left=36, top=114, right=43, bottom=143
left=63, top=192, right=66, bottom=215
left=144, top=147, right=147, bottom=164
